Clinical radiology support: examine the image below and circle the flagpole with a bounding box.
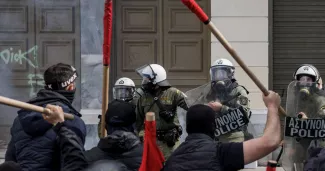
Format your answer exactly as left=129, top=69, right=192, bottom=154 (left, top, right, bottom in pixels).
left=100, top=0, right=113, bottom=138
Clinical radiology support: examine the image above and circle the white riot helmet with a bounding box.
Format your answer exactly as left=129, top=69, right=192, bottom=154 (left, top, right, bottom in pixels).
left=113, top=77, right=135, bottom=101
left=136, top=64, right=170, bottom=91
left=293, top=64, right=320, bottom=82
left=210, top=58, right=235, bottom=82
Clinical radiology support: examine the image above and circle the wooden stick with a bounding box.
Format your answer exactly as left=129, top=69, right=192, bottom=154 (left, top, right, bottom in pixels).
left=100, top=66, right=109, bottom=138
left=0, top=96, right=74, bottom=120
left=181, top=0, right=287, bottom=117
left=146, top=112, right=155, bottom=121
left=207, top=22, right=287, bottom=116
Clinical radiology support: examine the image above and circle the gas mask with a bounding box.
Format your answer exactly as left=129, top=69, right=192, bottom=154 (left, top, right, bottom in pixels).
left=297, top=76, right=317, bottom=99
left=141, top=77, right=156, bottom=94
left=210, top=66, right=233, bottom=92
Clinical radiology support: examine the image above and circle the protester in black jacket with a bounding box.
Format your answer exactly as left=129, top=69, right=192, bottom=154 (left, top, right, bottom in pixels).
left=163, top=91, right=282, bottom=171
left=42, top=104, right=128, bottom=171
left=85, top=100, right=143, bottom=171
left=0, top=161, right=21, bottom=171
left=5, top=63, right=86, bottom=171
left=42, top=104, right=88, bottom=171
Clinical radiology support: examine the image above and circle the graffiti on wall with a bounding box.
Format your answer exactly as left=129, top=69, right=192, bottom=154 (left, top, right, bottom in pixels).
left=0, top=45, right=42, bottom=97
left=0, top=45, right=39, bottom=68
left=27, top=74, right=44, bottom=97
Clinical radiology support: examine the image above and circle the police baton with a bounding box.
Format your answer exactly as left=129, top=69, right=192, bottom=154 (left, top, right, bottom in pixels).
left=181, top=0, right=287, bottom=117
left=0, top=95, right=74, bottom=120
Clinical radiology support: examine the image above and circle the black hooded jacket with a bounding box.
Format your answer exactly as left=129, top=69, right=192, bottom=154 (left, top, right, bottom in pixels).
left=85, top=130, right=143, bottom=171
left=162, top=134, right=244, bottom=171
left=5, top=89, right=86, bottom=171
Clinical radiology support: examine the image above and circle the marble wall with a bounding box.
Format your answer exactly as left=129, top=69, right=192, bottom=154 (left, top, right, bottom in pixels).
left=80, top=0, right=105, bottom=149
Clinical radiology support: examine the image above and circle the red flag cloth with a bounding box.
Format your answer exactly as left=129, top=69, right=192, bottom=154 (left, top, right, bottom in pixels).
left=139, top=120, right=165, bottom=171
left=103, top=0, right=112, bottom=66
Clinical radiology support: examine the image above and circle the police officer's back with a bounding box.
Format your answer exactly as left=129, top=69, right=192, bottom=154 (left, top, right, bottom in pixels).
left=87, top=99, right=143, bottom=170
left=135, top=64, right=188, bottom=159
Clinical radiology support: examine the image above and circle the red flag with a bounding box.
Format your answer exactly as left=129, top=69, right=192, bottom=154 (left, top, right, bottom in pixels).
left=103, top=0, right=112, bottom=66
left=100, top=0, right=113, bottom=138
left=139, top=120, right=165, bottom=171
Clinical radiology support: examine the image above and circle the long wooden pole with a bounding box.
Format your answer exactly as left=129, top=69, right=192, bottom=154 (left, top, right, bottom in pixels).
left=100, top=67, right=109, bottom=137
left=182, top=0, right=286, bottom=116
left=101, top=0, right=113, bottom=138
left=0, top=96, right=74, bottom=120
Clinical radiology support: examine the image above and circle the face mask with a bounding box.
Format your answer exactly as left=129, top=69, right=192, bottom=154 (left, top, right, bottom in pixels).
left=297, top=81, right=317, bottom=99
left=55, top=88, right=76, bottom=103
left=142, top=82, right=156, bottom=94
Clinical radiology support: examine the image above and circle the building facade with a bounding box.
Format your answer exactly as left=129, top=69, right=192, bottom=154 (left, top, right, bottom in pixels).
left=0, top=0, right=324, bottom=164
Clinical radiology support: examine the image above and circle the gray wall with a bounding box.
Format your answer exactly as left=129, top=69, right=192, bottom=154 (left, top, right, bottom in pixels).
left=80, top=0, right=105, bottom=109
left=80, top=0, right=105, bottom=149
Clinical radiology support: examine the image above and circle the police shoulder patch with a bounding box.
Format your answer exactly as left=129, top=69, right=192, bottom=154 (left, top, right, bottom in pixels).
left=238, top=96, right=248, bottom=105
left=320, top=106, right=325, bottom=114
left=321, top=105, right=325, bottom=110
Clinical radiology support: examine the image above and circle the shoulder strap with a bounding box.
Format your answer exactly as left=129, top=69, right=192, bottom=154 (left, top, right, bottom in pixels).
left=155, top=94, right=167, bottom=111
left=147, top=91, right=165, bottom=111
left=148, top=88, right=173, bottom=111
left=135, top=88, right=145, bottom=98
left=237, top=85, right=249, bottom=94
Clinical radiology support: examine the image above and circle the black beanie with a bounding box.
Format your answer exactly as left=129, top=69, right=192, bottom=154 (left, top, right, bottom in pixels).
left=105, top=100, right=136, bottom=128
left=186, top=104, right=216, bottom=139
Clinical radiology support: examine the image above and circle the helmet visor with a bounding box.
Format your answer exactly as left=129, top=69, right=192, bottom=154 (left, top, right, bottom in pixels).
left=113, top=86, right=135, bottom=101
left=298, top=76, right=314, bottom=87
left=135, top=64, right=154, bottom=78
left=210, top=66, right=232, bottom=81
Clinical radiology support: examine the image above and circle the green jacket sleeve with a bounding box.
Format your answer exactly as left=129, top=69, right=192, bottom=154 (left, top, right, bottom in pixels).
left=220, top=86, right=251, bottom=118
left=173, top=88, right=189, bottom=111
left=316, top=95, right=325, bottom=118
left=133, top=88, right=144, bottom=105
left=135, top=95, right=145, bottom=133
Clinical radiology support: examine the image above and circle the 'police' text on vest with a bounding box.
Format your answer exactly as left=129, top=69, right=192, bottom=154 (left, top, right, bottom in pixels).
left=284, top=117, right=325, bottom=139
left=215, top=107, right=249, bottom=136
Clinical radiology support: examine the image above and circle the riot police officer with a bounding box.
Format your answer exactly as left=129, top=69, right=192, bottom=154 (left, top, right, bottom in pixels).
left=293, top=64, right=325, bottom=118
left=112, top=77, right=137, bottom=104
left=206, top=58, right=252, bottom=143
left=282, top=64, right=325, bottom=171
left=98, top=77, right=137, bottom=137
left=135, top=64, right=188, bottom=159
